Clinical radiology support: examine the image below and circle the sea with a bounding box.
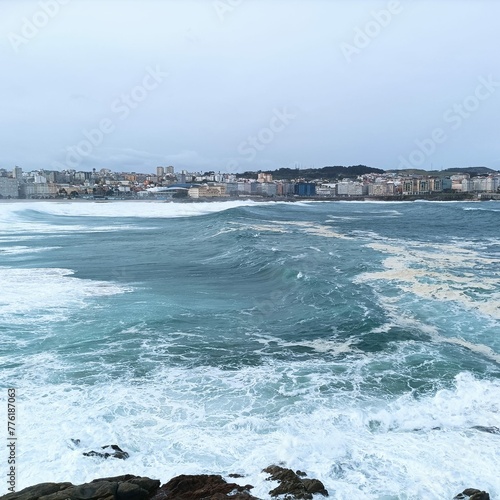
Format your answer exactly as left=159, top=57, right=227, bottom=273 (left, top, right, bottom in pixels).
left=0, top=199, right=499, bottom=499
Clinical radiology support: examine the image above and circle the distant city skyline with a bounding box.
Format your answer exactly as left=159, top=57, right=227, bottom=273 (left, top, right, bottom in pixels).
left=1, top=0, right=500, bottom=174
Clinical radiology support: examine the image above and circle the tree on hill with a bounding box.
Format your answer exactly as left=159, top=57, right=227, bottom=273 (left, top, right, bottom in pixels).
left=236, top=165, right=383, bottom=181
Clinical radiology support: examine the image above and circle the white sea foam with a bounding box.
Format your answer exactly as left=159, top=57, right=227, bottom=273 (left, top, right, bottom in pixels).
left=2, top=199, right=499, bottom=500
left=0, top=200, right=269, bottom=221
left=2, top=364, right=499, bottom=499
left=0, top=200, right=279, bottom=237
left=0, top=267, right=132, bottom=324
left=432, top=335, right=500, bottom=364
left=280, top=338, right=359, bottom=356
left=0, top=246, right=61, bottom=255
left=463, top=206, right=500, bottom=212
left=283, top=220, right=348, bottom=239
left=224, top=220, right=348, bottom=239
left=356, top=239, right=500, bottom=320
left=0, top=219, right=156, bottom=236
left=0, top=236, right=39, bottom=242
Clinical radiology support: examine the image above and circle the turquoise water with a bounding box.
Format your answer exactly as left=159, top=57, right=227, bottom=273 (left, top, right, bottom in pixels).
left=1, top=200, right=499, bottom=499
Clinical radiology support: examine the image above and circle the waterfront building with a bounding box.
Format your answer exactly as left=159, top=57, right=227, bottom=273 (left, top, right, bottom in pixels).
left=401, top=177, right=434, bottom=195
left=295, top=183, right=316, bottom=197
left=0, top=177, right=19, bottom=198
left=337, top=181, right=365, bottom=196
left=237, top=182, right=252, bottom=194
left=461, top=178, right=473, bottom=192
left=470, top=176, right=500, bottom=192
left=451, top=174, right=469, bottom=192
left=225, top=182, right=238, bottom=196
left=188, top=184, right=227, bottom=198
left=276, top=182, right=296, bottom=197
left=428, top=177, right=443, bottom=192
left=261, top=182, right=277, bottom=197
left=21, top=182, right=59, bottom=198
left=368, top=182, right=395, bottom=197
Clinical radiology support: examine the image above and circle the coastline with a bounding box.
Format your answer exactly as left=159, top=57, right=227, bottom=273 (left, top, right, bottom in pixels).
left=0, top=192, right=498, bottom=204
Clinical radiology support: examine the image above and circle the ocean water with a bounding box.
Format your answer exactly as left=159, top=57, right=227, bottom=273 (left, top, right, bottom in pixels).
left=0, top=199, right=499, bottom=499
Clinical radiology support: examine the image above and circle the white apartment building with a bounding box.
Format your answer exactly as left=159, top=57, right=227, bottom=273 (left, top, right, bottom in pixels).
left=337, top=181, right=367, bottom=196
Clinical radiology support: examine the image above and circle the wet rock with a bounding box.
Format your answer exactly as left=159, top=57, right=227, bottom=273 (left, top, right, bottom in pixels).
left=228, top=474, right=245, bottom=479
left=0, top=475, right=160, bottom=500
left=91, top=476, right=160, bottom=499
left=83, top=444, right=130, bottom=460
left=454, top=489, right=490, bottom=500
left=263, top=465, right=328, bottom=499
left=302, top=479, right=329, bottom=495
left=0, top=483, right=72, bottom=500
left=150, top=474, right=259, bottom=500
left=471, top=425, right=500, bottom=435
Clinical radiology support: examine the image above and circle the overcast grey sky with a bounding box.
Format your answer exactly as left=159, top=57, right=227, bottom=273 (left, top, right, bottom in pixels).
left=1, top=0, right=499, bottom=173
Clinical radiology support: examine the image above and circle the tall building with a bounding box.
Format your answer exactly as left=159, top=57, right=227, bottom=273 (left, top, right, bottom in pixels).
left=166, top=166, right=174, bottom=174
left=12, top=166, right=22, bottom=180
left=157, top=166, right=165, bottom=178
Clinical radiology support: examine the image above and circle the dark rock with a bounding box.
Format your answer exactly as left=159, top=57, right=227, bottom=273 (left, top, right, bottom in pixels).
left=454, top=489, right=490, bottom=500
left=127, top=478, right=161, bottom=494
left=295, top=471, right=307, bottom=478
left=48, top=480, right=117, bottom=500
left=83, top=445, right=129, bottom=460
left=0, top=483, right=72, bottom=500
left=0, top=475, right=159, bottom=500
left=71, top=439, right=81, bottom=446
left=91, top=476, right=160, bottom=494
left=263, top=465, right=328, bottom=499
left=302, top=479, right=328, bottom=495
left=116, top=482, right=149, bottom=500
left=471, top=425, right=500, bottom=435
left=228, top=474, right=245, bottom=478
left=150, top=474, right=259, bottom=500
left=469, top=492, right=490, bottom=500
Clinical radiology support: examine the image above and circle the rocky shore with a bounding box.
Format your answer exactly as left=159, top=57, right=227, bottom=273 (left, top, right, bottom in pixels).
left=0, top=469, right=490, bottom=500
left=0, top=466, right=327, bottom=500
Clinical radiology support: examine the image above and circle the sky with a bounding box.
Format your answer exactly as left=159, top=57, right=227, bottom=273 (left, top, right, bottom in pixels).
left=1, top=0, right=499, bottom=174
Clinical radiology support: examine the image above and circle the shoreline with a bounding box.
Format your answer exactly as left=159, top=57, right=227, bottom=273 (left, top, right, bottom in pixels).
left=0, top=193, right=498, bottom=204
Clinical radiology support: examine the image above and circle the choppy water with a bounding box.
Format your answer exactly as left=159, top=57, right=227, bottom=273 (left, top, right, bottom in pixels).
left=1, top=200, right=499, bottom=499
